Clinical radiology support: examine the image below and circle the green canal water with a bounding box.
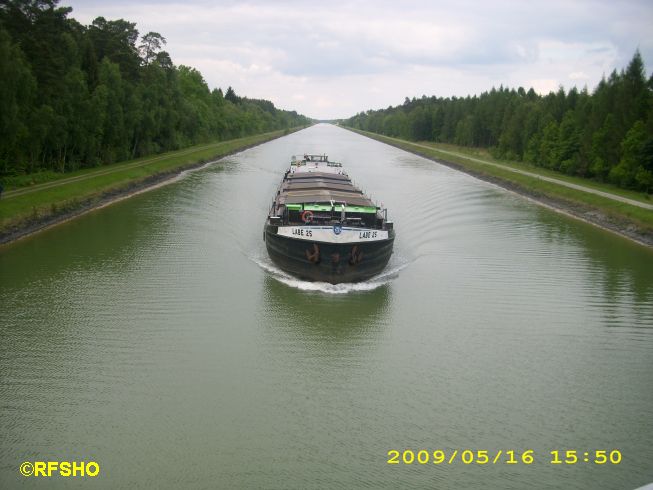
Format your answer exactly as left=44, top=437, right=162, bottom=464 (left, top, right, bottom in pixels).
left=1, top=124, right=652, bottom=489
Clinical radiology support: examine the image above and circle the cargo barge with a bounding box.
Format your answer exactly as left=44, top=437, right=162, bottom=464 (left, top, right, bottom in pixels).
left=263, top=154, right=395, bottom=283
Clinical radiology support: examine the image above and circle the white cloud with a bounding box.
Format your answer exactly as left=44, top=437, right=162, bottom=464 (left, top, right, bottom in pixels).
left=65, top=0, right=653, bottom=119
left=569, top=72, right=589, bottom=81
left=529, top=79, right=560, bottom=95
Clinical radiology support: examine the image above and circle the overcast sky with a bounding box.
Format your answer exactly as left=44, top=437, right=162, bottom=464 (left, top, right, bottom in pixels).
left=65, top=0, right=653, bottom=119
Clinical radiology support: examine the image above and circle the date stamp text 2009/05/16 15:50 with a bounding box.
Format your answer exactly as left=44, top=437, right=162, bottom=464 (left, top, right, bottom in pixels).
left=387, top=449, right=622, bottom=465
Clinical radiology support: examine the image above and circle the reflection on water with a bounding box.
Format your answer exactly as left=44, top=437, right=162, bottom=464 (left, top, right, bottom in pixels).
left=1, top=124, right=652, bottom=490
left=532, top=205, right=653, bottom=284
left=528, top=207, right=653, bottom=330
left=261, top=275, right=391, bottom=342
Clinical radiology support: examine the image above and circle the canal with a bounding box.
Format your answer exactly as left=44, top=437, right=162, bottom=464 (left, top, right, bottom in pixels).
left=1, top=124, right=652, bottom=489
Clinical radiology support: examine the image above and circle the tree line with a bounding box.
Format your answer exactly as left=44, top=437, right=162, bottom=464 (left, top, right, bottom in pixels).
left=344, top=52, right=653, bottom=193
left=0, top=0, right=310, bottom=177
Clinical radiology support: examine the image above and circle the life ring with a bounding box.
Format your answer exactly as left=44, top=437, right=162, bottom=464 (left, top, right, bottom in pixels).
left=301, top=210, right=314, bottom=224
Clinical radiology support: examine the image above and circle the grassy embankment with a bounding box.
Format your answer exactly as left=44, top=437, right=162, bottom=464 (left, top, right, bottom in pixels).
left=347, top=128, right=653, bottom=241
left=0, top=128, right=303, bottom=240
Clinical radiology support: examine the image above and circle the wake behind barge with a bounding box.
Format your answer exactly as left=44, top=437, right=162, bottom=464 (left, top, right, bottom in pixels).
left=264, top=154, right=395, bottom=284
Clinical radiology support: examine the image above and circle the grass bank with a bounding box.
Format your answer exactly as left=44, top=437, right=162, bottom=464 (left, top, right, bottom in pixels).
left=346, top=127, right=653, bottom=247
left=0, top=128, right=305, bottom=244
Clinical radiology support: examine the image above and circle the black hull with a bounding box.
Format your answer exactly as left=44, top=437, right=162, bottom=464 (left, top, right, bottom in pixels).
left=264, top=224, right=394, bottom=284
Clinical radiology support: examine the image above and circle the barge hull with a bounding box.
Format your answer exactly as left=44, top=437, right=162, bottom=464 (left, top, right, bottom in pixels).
left=264, top=225, right=394, bottom=284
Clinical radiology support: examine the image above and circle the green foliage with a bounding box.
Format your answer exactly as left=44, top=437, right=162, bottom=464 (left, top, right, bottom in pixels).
left=344, top=50, right=653, bottom=192
left=611, top=120, right=653, bottom=191
left=0, top=0, right=310, bottom=182
left=0, top=130, right=294, bottom=230
left=0, top=27, right=37, bottom=173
